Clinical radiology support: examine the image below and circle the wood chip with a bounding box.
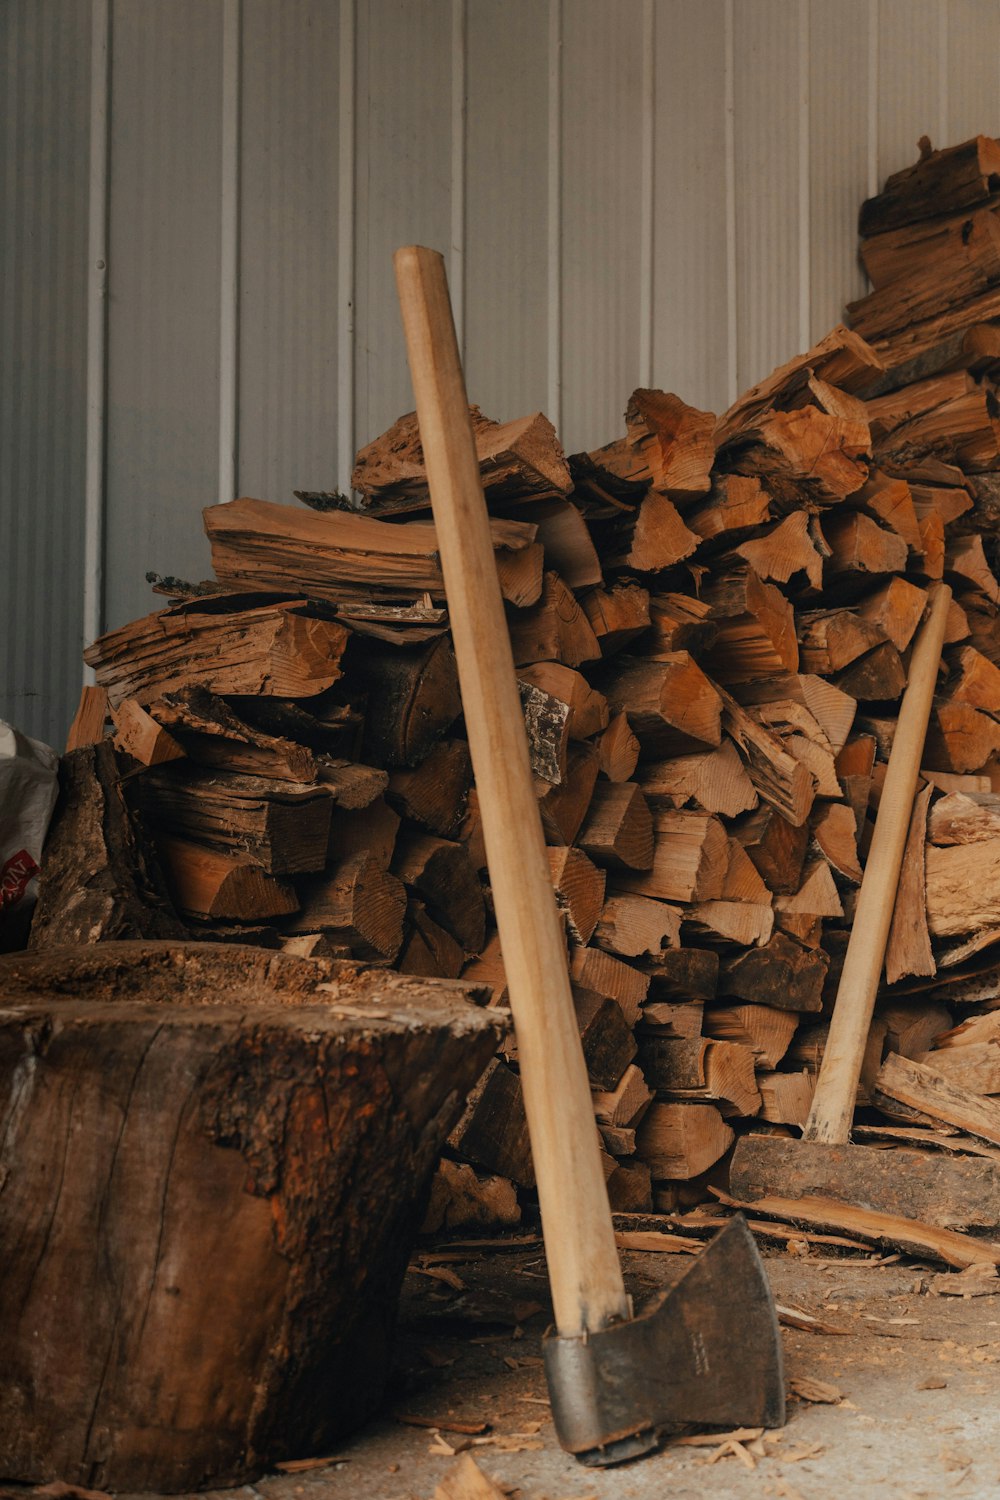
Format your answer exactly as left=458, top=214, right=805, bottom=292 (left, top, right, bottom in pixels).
left=672, top=1427, right=765, bottom=1447
left=776, top=1303, right=851, bottom=1335
left=272, top=1455, right=340, bottom=1474
left=434, top=1452, right=509, bottom=1500
left=918, top=1376, right=948, bottom=1389
left=409, top=1264, right=468, bottom=1291
left=396, top=1413, right=491, bottom=1435
left=788, top=1375, right=844, bottom=1404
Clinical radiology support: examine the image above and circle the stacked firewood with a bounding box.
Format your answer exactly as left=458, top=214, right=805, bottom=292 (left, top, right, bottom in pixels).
left=55, top=132, right=1000, bottom=1228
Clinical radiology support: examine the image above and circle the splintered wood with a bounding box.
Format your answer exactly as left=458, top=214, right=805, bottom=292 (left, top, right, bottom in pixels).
left=53, top=129, right=1000, bottom=1226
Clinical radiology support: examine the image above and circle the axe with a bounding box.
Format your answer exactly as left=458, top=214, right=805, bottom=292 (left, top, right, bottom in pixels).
left=394, top=245, right=785, bottom=1466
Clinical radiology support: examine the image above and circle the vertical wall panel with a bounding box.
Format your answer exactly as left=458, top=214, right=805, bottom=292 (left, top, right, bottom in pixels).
left=809, top=0, right=870, bottom=336
left=239, top=0, right=340, bottom=502
left=651, top=0, right=729, bottom=414
left=465, top=0, right=550, bottom=423
left=354, top=0, right=452, bottom=452
left=0, top=0, right=91, bottom=747
left=944, top=0, right=1000, bottom=142
left=104, top=0, right=224, bottom=629
left=733, top=0, right=803, bottom=392
left=560, top=0, right=645, bottom=454
left=877, top=0, right=941, bottom=182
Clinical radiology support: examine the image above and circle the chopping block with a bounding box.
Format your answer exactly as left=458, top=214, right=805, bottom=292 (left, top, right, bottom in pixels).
left=0, top=941, right=505, bottom=1492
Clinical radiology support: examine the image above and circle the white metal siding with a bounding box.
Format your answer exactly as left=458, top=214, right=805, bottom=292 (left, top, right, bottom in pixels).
left=5, top=0, right=1000, bottom=745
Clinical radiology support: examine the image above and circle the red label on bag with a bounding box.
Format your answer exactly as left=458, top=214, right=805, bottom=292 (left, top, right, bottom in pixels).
left=0, top=849, right=39, bottom=911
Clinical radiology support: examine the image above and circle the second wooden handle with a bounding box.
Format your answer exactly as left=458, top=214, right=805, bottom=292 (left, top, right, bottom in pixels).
left=804, top=582, right=952, bottom=1144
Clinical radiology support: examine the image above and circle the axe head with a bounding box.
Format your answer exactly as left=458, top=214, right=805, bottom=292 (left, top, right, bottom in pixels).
left=543, top=1215, right=785, bottom=1466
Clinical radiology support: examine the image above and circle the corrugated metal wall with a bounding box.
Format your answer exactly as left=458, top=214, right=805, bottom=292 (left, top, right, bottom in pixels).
left=5, top=0, right=1000, bottom=747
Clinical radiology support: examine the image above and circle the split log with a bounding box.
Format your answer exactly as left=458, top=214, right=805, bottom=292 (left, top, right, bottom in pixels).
left=925, top=835, right=1000, bottom=939
left=878, top=1000, right=953, bottom=1060
left=749, top=700, right=840, bottom=797
left=447, top=1059, right=535, bottom=1188
left=733, top=804, right=809, bottom=895
left=605, top=492, right=700, bottom=572
left=573, top=389, right=715, bottom=501
left=715, top=325, right=885, bottom=441
left=536, top=742, right=600, bottom=844
left=593, top=894, right=681, bottom=959
left=917, top=1042, right=1000, bottom=1096
left=355, top=636, right=461, bottom=768
left=0, top=943, right=505, bottom=1490
left=729, top=510, right=824, bottom=591
left=703, top=1003, right=798, bottom=1069
left=328, top=796, right=401, bottom=869
left=685, top=474, right=773, bottom=542
left=687, top=901, right=774, bottom=948
left=84, top=599, right=351, bottom=707
left=526, top=498, right=603, bottom=588
left=516, top=661, right=609, bottom=740
left=756, top=1072, right=816, bottom=1127
left=812, top=801, right=863, bottom=885
left=148, top=686, right=321, bottom=782
left=944, top=644, right=1000, bottom=713
left=388, top=739, right=472, bottom=836
left=592, top=1062, right=653, bottom=1129
left=142, top=770, right=332, bottom=876
left=639, top=1000, right=705, bottom=1039
left=645, top=591, right=718, bottom=654
left=928, top=790, right=1000, bottom=845
left=720, top=692, right=816, bottom=826
left=858, top=134, right=1000, bottom=237
left=635, top=1102, right=734, bottom=1180
left=581, top=581, right=651, bottom=653
left=731, top=1135, right=1000, bottom=1236
left=613, top=810, right=728, bottom=904
left=391, top=833, right=485, bottom=953
left=884, top=781, right=935, bottom=985
left=637, top=1037, right=760, bottom=1117
left=597, top=652, right=722, bottom=757
left=946, top=533, right=1000, bottom=606
left=642, top=948, right=720, bottom=1003
left=820, top=510, right=908, bottom=582
left=834, top=640, right=907, bottom=701
left=925, top=702, right=1000, bottom=775
left=351, top=407, right=572, bottom=512
left=797, top=608, right=889, bottom=674
left=421, top=1160, right=521, bottom=1236
left=577, top=783, right=654, bottom=871
left=773, top=859, right=844, bottom=920
left=605, top=1159, right=654, bottom=1213
left=568, top=946, right=649, bottom=1027
left=874, top=1052, right=1000, bottom=1149
left=546, top=846, right=606, bottom=945
left=110, top=699, right=184, bottom=767
left=28, top=743, right=187, bottom=948
left=596, top=712, right=641, bottom=782
left=574, top=988, right=638, bottom=1090
left=507, top=571, right=601, bottom=667
left=398, top=903, right=466, bottom=979
left=846, top=472, right=923, bottom=556
left=65, top=684, right=109, bottom=751
left=702, top=565, right=799, bottom=684
left=856, top=577, right=927, bottom=652
left=157, top=835, right=298, bottom=922
left=718, top=931, right=828, bottom=1013
left=716, top=405, right=870, bottom=511
left=636, top=741, right=757, bottom=818
left=204, top=496, right=543, bottom=607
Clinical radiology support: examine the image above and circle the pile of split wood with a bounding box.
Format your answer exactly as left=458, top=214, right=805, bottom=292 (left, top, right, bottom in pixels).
left=49, top=132, right=1000, bottom=1230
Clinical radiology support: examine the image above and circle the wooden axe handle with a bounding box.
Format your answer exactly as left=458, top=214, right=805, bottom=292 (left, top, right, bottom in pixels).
left=804, top=582, right=952, bottom=1144
left=394, top=246, right=630, bottom=1337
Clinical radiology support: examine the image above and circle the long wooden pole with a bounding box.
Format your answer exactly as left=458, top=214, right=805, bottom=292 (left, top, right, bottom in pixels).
left=804, top=582, right=952, bottom=1145
left=394, top=245, right=630, bottom=1337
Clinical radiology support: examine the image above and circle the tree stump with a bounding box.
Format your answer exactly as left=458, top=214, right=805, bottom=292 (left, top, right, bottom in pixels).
left=0, top=942, right=505, bottom=1492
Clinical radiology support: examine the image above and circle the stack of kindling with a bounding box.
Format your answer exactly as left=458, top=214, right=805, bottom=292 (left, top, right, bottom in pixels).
left=55, top=133, right=1000, bottom=1227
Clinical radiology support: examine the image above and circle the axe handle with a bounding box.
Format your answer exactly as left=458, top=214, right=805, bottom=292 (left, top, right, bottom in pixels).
left=394, top=245, right=630, bottom=1338
left=804, top=581, right=951, bottom=1144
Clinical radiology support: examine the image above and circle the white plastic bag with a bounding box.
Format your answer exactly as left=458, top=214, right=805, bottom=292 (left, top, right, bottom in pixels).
left=0, top=721, right=59, bottom=947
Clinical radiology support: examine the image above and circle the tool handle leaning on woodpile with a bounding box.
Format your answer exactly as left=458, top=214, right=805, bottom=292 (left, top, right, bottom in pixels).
left=804, top=581, right=952, bottom=1145
left=394, top=245, right=631, bottom=1338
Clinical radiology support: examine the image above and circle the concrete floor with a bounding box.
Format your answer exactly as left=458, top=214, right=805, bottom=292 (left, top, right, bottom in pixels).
left=226, top=1224, right=1000, bottom=1500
